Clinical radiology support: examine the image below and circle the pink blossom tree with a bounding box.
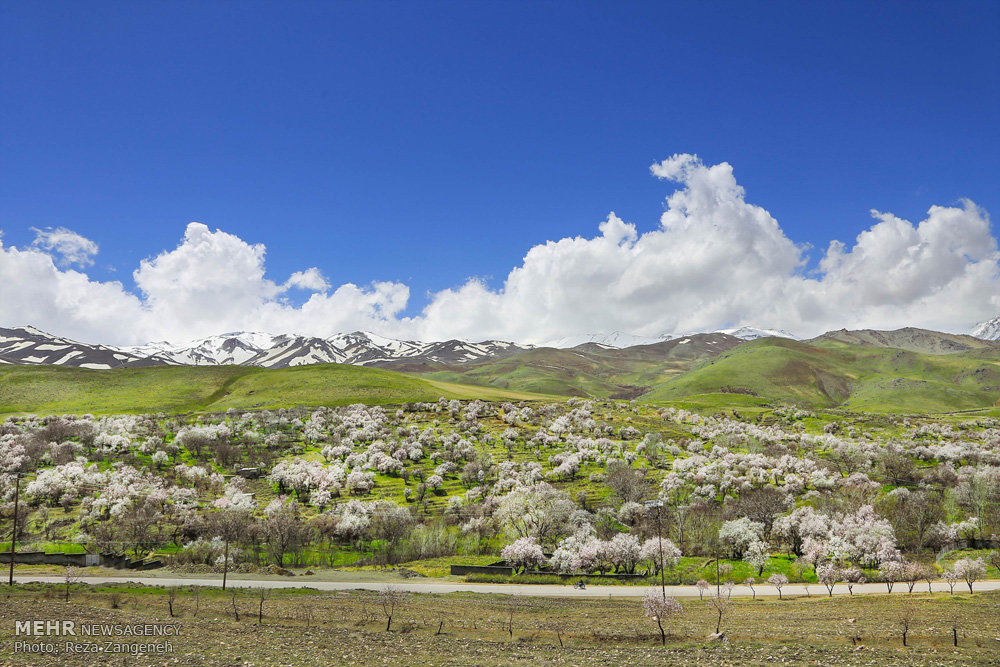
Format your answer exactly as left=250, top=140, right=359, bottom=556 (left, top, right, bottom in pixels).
left=501, top=536, right=546, bottom=574
left=768, top=573, right=788, bottom=599
left=642, top=590, right=683, bottom=645
left=952, top=558, right=987, bottom=594
left=879, top=560, right=905, bottom=593
left=816, top=563, right=841, bottom=597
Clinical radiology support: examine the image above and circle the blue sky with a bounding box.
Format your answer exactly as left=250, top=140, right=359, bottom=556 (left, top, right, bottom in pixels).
left=1, top=1, right=998, bottom=344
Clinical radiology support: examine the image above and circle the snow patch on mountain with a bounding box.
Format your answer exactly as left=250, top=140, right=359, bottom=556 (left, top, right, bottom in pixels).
left=971, top=316, right=1000, bottom=341
left=550, top=331, right=672, bottom=349
left=551, top=326, right=797, bottom=349
left=0, top=326, right=534, bottom=369
left=715, top=326, right=800, bottom=341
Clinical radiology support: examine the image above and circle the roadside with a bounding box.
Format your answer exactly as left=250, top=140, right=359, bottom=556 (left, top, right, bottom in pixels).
left=11, top=573, right=1000, bottom=598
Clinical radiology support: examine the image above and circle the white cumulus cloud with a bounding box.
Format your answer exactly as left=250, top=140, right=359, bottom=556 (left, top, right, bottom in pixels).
left=31, top=226, right=99, bottom=267
left=1, top=154, right=997, bottom=346
left=283, top=267, right=330, bottom=292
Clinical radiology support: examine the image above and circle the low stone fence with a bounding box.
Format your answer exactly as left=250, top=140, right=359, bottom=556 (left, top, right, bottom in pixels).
left=0, top=551, right=162, bottom=570
left=450, top=563, right=647, bottom=581
left=450, top=564, right=514, bottom=576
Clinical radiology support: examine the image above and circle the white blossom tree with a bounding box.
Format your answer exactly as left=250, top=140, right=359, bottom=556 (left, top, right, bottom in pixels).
left=642, top=590, right=683, bottom=645
left=501, top=536, right=546, bottom=574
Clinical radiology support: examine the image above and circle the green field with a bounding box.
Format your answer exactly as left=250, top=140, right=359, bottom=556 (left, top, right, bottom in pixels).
left=0, top=363, right=551, bottom=415
left=2, top=584, right=998, bottom=665
left=645, top=338, right=1000, bottom=412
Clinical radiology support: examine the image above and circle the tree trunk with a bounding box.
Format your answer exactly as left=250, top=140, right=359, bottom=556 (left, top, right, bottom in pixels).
left=222, top=539, right=230, bottom=591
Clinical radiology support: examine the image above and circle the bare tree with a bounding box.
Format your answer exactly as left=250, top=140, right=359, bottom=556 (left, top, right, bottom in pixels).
left=166, top=587, right=177, bottom=617
left=897, top=600, right=916, bottom=647
left=299, top=599, right=314, bottom=630
left=546, top=618, right=567, bottom=648
left=261, top=500, right=306, bottom=568
left=505, top=596, right=522, bottom=638
left=118, top=498, right=166, bottom=559
left=63, top=566, right=79, bottom=602
left=212, top=505, right=251, bottom=591
left=710, top=592, right=730, bottom=635
left=230, top=590, right=240, bottom=621
left=378, top=586, right=405, bottom=632
left=903, top=562, right=923, bottom=594
left=256, top=587, right=269, bottom=624
left=605, top=460, right=649, bottom=503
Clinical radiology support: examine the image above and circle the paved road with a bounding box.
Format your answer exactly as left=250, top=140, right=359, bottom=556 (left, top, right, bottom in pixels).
left=11, top=575, right=1000, bottom=599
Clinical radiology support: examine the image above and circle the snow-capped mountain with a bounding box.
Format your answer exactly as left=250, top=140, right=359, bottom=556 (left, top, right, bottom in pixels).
left=0, top=326, right=533, bottom=370
left=549, top=331, right=672, bottom=349
left=0, top=326, right=175, bottom=369
left=971, top=316, right=1000, bottom=341
left=243, top=333, right=529, bottom=368
left=715, top=326, right=800, bottom=341
left=550, top=326, right=797, bottom=349
left=118, top=332, right=281, bottom=366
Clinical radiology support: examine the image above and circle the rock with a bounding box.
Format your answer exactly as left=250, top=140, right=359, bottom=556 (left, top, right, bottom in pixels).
left=398, top=568, right=425, bottom=578
left=707, top=632, right=729, bottom=643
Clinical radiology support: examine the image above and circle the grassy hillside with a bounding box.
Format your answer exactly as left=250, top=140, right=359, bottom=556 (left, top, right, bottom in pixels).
left=645, top=337, right=1000, bottom=412
left=812, top=327, right=1000, bottom=355
left=408, top=334, right=741, bottom=400
left=0, top=363, right=550, bottom=415
left=4, top=329, right=999, bottom=415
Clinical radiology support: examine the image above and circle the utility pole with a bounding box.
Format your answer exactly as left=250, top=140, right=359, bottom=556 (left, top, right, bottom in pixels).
left=8, top=473, right=21, bottom=586
left=715, top=541, right=721, bottom=596
left=222, top=538, right=230, bottom=590
left=645, top=499, right=666, bottom=600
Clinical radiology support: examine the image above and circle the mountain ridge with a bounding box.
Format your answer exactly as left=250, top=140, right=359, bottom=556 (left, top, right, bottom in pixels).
left=973, top=316, right=1000, bottom=341
left=2, top=319, right=997, bottom=371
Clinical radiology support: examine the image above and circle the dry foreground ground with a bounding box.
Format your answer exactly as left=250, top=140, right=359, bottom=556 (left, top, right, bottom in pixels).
left=0, top=584, right=998, bottom=666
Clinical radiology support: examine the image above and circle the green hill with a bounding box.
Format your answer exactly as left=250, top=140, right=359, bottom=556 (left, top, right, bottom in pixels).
left=4, top=328, right=999, bottom=415
left=810, top=327, right=999, bottom=355
left=644, top=337, right=1000, bottom=412
left=400, top=333, right=743, bottom=400
left=0, top=364, right=550, bottom=415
